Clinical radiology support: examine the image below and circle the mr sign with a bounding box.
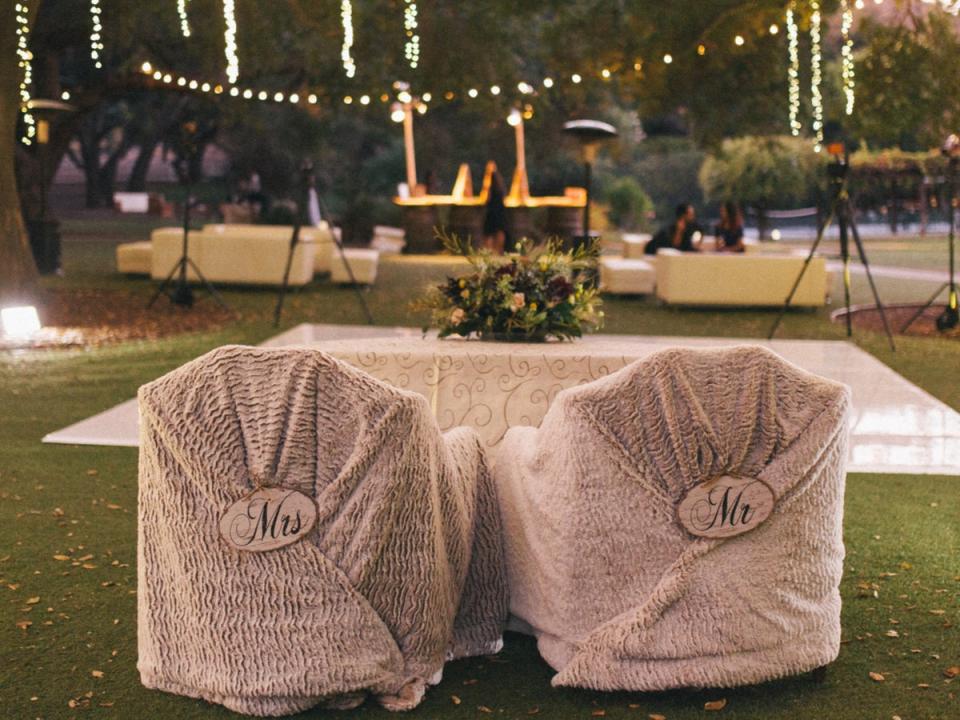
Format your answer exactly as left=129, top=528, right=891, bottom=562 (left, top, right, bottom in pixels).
left=677, top=475, right=775, bottom=539
left=220, top=487, right=317, bottom=552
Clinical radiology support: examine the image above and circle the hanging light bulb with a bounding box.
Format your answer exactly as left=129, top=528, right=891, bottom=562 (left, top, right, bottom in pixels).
left=89, top=0, right=103, bottom=69
left=390, top=103, right=406, bottom=123
left=223, top=0, right=239, bottom=84
left=15, top=2, right=36, bottom=145
left=177, top=0, right=191, bottom=37
left=786, top=2, right=802, bottom=137
left=841, top=0, right=856, bottom=116
left=810, top=0, right=824, bottom=151
left=507, top=108, right=522, bottom=127
left=341, top=1, right=355, bottom=78
left=403, top=1, right=420, bottom=69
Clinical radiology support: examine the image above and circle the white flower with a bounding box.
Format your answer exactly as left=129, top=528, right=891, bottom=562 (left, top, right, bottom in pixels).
left=512, top=292, right=525, bottom=310
left=450, top=308, right=466, bottom=325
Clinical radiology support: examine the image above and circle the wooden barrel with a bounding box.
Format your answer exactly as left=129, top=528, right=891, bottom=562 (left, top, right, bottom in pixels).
left=400, top=205, right=443, bottom=254
left=544, top=206, right=584, bottom=244
left=505, top=206, right=537, bottom=247
left=447, top=204, right=486, bottom=250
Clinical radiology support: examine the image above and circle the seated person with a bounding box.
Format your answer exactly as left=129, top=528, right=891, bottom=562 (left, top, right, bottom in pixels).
left=645, top=203, right=703, bottom=255
left=714, top=201, right=745, bottom=252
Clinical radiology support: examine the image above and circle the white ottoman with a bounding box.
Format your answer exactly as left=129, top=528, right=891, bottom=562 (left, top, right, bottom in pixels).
left=331, top=248, right=379, bottom=285
left=621, top=233, right=652, bottom=259
left=599, top=256, right=656, bottom=295
left=371, top=225, right=406, bottom=255
left=116, top=241, right=153, bottom=275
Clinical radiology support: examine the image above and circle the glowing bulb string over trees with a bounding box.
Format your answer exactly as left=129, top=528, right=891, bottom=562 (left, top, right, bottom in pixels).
left=341, top=0, right=355, bottom=78
left=137, top=9, right=790, bottom=117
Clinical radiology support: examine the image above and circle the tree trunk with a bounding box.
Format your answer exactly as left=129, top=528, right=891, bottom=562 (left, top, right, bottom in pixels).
left=0, top=1, right=39, bottom=302
left=127, top=139, right=157, bottom=191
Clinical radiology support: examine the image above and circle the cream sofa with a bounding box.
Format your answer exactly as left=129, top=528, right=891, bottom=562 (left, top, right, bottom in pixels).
left=116, top=222, right=337, bottom=287
left=655, top=249, right=828, bottom=307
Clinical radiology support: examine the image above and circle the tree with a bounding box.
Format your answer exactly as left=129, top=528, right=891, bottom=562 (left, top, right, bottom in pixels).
left=851, top=8, right=960, bottom=149
left=1, top=0, right=39, bottom=302
left=699, top=135, right=822, bottom=238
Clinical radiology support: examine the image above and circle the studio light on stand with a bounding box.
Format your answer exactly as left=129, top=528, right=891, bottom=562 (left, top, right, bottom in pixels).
left=900, top=133, right=959, bottom=333
left=770, top=139, right=895, bottom=351
left=562, top=119, right=617, bottom=247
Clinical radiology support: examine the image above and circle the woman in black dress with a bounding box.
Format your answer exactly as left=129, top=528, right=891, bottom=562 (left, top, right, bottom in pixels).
left=483, top=170, right=509, bottom=254
left=714, top=201, right=745, bottom=252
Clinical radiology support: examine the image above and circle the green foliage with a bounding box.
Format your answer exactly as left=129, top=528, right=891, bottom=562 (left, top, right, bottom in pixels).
left=604, top=176, right=654, bottom=231
left=415, top=233, right=603, bottom=341
left=699, top=135, right=823, bottom=209
left=851, top=9, right=960, bottom=150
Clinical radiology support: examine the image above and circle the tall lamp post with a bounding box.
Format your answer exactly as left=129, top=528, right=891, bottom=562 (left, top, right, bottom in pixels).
left=562, top=119, right=617, bottom=245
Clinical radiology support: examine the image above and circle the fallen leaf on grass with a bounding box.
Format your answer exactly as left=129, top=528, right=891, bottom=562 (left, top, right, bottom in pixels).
left=944, top=666, right=960, bottom=679
left=885, top=630, right=900, bottom=638
left=106, top=504, right=122, bottom=510
left=918, top=683, right=931, bottom=689
left=91, top=670, right=104, bottom=678
left=869, top=672, right=885, bottom=682
left=704, top=699, right=727, bottom=711
left=15, top=620, right=32, bottom=631
left=25, top=596, right=40, bottom=605
left=899, top=562, right=912, bottom=570
left=649, top=715, right=667, bottom=720
left=591, top=711, right=606, bottom=717
left=450, top=695, right=461, bottom=705
left=82, top=563, right=97, bottom=570
left=52, top=554, right=70, bottom=561
left=527, top=708, right=540, bottom=716
left=930, top=609, right=946, bottom=616
left=478, top=705, right=493, bottom=713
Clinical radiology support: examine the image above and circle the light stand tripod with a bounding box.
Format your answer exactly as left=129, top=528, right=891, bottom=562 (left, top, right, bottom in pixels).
left=769, top=149, right=896, bottom=351
left=273, top=162, right=375, bottom=327
left=148, top=124, right=228, bottom=311
left=899, top=141, right=959, bottom=333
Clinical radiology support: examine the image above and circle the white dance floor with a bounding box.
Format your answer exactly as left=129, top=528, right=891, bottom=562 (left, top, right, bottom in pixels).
left=43, top=323, right=960, bottom=476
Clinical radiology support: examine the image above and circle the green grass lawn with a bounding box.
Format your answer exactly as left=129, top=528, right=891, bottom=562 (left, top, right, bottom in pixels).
left=1, top=224, right=958, bottom=719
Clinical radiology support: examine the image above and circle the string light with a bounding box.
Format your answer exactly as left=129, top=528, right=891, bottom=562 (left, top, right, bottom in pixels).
left=786, top=3, right=801, bottom=136
left=15, top=2, right=35, bottom=145
left=810, top=0, right=824, bottom=151
left=89, top=0, right=103, bottom=69
left=177, top=0, right=191, bottom=37
left=841, top=0, right=856, bottom=116
left=223, top=0, right=239, bottom=84
left=341, top=0, right=355, bottom=78
left=403, top=0, right=419, bottom=70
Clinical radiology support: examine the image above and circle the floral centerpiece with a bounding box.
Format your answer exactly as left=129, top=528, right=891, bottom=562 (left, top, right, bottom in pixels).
left=416, top=233, right=603, bottom=342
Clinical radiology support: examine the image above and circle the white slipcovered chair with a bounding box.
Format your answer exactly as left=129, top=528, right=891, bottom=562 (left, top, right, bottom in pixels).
left=494, top=345, right=850, bottom=691
left=137, top=346, right=507, bottom=715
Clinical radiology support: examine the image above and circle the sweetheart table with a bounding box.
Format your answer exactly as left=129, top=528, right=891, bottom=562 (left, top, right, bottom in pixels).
left=308, top=336, right=752, bottom=447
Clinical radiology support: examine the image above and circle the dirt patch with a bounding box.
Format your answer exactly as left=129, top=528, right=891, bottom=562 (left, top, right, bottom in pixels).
left=1, top=287, right=238, bottom=350
left=833, top=303, right=960, bottom=339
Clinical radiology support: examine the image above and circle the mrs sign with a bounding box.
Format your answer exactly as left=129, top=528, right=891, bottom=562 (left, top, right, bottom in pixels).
left=219, top=487, right=318, bottom=552
left=677, top=475, right=776, bottom=539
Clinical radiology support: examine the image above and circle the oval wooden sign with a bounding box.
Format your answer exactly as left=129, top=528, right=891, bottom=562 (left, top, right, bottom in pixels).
left=219, top=487, right=318, bottom=552
left=677, top=475, right=775, bottom=539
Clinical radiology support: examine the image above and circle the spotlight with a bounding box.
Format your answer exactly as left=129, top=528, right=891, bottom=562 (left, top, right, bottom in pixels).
left=1, top=305, right=41, bottom=339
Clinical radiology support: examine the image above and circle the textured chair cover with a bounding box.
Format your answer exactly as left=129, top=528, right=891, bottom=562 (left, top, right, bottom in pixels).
left=494, top=346, right=850, bottom=691
left=137, top=346, right=507, bottom=715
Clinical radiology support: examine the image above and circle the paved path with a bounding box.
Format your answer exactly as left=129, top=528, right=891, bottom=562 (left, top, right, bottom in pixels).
left=825, top=262, right=949, bottom=284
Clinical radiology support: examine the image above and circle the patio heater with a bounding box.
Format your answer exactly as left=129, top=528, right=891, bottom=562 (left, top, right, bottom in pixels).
left=900, top=133, right=959, bottom=332
left=562, top=119, right=617, bottom=245
left=27, top=98, right=75, bottom=275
